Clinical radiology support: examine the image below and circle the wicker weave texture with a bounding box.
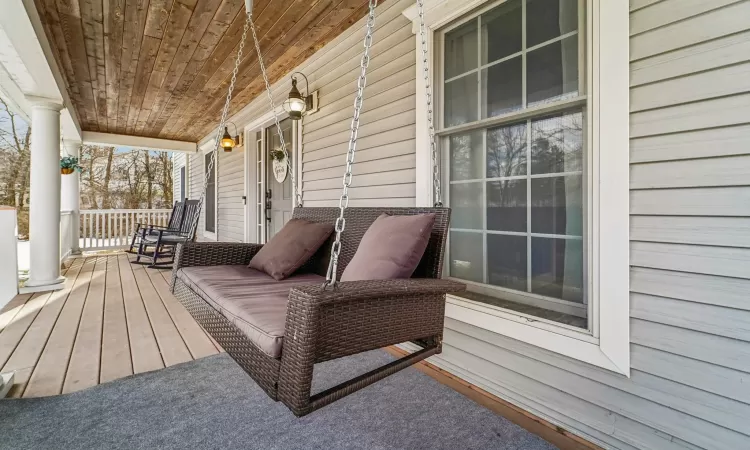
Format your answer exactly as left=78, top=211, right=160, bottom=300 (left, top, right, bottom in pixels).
left=170, top=207, right=464, bottom=416
left=173, top=278, right=280, bottom=398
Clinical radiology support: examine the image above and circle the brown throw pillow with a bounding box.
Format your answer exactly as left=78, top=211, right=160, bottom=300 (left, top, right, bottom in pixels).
left=341, top=213, right=436, bottom=282
left=248, top=218, right=333, bottom=280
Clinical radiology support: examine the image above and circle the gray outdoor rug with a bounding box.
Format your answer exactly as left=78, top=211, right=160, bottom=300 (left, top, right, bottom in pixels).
left=0, top=351, right=557, bottom=450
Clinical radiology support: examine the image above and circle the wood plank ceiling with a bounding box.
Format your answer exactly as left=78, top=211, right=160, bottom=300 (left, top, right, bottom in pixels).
left=33, top=0, right=377, bottom=142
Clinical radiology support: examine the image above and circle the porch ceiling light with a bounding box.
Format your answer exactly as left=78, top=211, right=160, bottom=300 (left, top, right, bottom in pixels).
left=283, top=72, right=315, bottom=120
left=221, top=122, right=240, bottom=152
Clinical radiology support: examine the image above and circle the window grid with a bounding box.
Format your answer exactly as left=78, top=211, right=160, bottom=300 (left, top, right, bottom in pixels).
left=443, top=0, right=586, bottom=308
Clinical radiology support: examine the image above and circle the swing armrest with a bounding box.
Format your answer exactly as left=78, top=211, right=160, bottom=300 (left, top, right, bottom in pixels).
left=173, top=242, right=264, bottom=271
left=288, top=278, right=465, bottom=306
left=283, top=279, right=464, bottom=368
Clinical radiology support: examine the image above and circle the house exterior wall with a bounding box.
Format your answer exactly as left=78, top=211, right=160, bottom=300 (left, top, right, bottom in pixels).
left=194, top=0, right=750, bottom=448
left=428, top=2, right=750, bottom=449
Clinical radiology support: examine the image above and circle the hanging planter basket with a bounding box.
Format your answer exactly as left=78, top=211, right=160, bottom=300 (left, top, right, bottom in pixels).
left=60, top=156, right=82, bottom=175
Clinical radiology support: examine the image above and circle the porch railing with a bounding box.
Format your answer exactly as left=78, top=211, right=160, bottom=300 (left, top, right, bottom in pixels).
left=60, top=210, right=74, bottom=260
left=80, top=209, right=172, bottom=250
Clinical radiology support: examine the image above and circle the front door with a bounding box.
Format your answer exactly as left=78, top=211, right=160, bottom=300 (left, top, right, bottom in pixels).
left=265, top=118, right=294, bottom=240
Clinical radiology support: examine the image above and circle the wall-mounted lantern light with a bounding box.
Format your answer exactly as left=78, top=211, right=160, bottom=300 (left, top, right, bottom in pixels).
left=283, top=72, right=318, bottom=120
left=220, top=122, right=242, bottom=152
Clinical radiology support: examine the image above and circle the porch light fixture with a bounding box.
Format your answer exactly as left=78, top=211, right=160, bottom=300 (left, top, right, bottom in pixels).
left=283, top=72, right=317, bottom=120
left=220, top=122, right=241, bottom=152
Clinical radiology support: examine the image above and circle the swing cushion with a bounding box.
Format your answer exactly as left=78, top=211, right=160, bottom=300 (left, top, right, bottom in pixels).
left=176, top=264, right=324, bottom=358
left=341, top=213, right=436, bottom=282
left=248, top=218, right=334, bottom=280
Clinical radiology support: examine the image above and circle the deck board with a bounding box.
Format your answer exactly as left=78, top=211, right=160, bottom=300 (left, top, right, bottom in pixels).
left=0, top=292, right=54, bottom=370
left=131, top=264, right=191, bottom=367
left=1, top=259, right=85, bottom=397
left=118, top=254, right=164, bottom=374
left=149, top=268, right=218, bottom=359
left=0, top=252, right=222, bottom=398
left=0, top=294, right=33, bottom=328
left=23, top=257, right=96, bottom=397
left=100, top=255, right=133, bottom=383
left=63, top=257, right=107, bottom=393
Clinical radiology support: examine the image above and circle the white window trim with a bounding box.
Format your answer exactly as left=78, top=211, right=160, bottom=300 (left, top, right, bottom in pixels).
left=404, top=0, right=629, bottom=375
left=200, top=140, right=218, bottom=241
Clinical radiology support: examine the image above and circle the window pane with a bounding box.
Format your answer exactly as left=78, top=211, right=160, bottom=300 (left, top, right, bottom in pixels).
left=531, top=175, right=582, bottom=236
left=531, top=111, right=583, bottom=174
left=531, top=237, right=583, bottom=302
left=482, top=56, right=522, bottom=118
left=450, top=231, right=483, bottom=282
left=527, top=36, right=578, bottom=107
left=487, top=122, right=527, bottom=178
left=487, top=180, right=526, bottom=232
left=481, top=0, right=522, bottom=64
left=450, top=131, right=483, bottom=180
left=527, top=0, right=578, bottom=47
left=445, top=73, right=478, bottom=127
left=445, top=20, right=478, bottom=79
left=488, top=234, right=527, bottom=291
left=450, top=182, right=483, bottom=229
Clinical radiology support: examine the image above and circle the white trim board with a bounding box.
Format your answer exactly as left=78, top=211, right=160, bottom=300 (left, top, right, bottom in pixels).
left=404, top=0, right=630, bottom=375
left=82, top=131, right=197, bottom=153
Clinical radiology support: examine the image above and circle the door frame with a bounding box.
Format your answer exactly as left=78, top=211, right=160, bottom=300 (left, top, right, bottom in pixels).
left=244, top=109, right=299, bottom=244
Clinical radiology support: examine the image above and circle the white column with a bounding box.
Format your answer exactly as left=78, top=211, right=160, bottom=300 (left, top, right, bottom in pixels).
left=61, top=140, right=81, bottom=254
left=24, top=99, right=65, bottom=291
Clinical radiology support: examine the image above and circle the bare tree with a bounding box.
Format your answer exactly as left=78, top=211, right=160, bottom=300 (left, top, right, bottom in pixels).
left=0, top=98, right=32, bottom=237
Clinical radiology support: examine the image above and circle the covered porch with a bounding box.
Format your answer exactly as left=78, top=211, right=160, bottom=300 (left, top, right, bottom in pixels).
left=0, top=252, right=585, bottom=450
left=2, top=0, right=750, bottom=448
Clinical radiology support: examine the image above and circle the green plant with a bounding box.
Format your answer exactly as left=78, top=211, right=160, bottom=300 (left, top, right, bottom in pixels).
left=269, top=149, right=286, bottom=162
left=60, top=156, right=83, bottom=172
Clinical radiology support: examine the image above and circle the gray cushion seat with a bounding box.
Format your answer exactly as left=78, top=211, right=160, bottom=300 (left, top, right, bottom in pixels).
left=176, top=265, right=324, bottom=358
left=143, top=233, right=188, bottom=243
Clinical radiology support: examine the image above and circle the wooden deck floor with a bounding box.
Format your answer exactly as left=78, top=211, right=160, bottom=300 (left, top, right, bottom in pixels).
left=0, top=253, right=221, bottom=398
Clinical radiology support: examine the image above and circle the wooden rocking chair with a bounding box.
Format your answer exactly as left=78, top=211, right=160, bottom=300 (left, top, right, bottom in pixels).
left=135, top=200, right=200, bottom=268
left=127, top=200, right=185, bottom=254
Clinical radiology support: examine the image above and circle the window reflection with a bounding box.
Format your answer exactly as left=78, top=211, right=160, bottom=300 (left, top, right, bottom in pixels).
left=531, top=237, right=583, bottom=303
left=450, top=131, right=484, bottom=181
left=487, top=122, right=527, bottom=178
left=487, top=180, right=527, bottom=232
left=445, top=73, right=478, bottom=127
left=526, top=0, right=578, bottom=47
left=531, top=111, right=583, bottom=174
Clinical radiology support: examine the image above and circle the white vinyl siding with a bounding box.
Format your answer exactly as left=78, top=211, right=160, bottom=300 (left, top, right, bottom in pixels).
left=425, top=1, right=750, bottom=448
left=217, top=145, right=245, bottom=242
left=183, top=149, right=209, bottom=241
left=198, top=0, right=418, bottom=210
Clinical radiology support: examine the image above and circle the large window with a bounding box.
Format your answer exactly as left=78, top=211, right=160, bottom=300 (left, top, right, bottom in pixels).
left=441, top=0, right=587, bottom=328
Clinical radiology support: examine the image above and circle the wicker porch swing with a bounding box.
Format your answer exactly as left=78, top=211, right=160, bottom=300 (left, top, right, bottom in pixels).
left=170, top=0, right=464, bottom=416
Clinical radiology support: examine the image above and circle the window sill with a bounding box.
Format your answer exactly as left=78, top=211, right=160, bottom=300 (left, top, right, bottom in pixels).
left=450, top=291, right=588, bottom=330
left=446, top=294, right=627, bottom=375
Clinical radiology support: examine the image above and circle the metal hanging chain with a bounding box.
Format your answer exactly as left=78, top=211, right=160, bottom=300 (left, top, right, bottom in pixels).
left=189, top=12, right=251, bottom=238
left=324, top=0, right=379, bottom=288
left=417, top=0, right=442, bottom=207
left=249, top=15, right=302, bottom=208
